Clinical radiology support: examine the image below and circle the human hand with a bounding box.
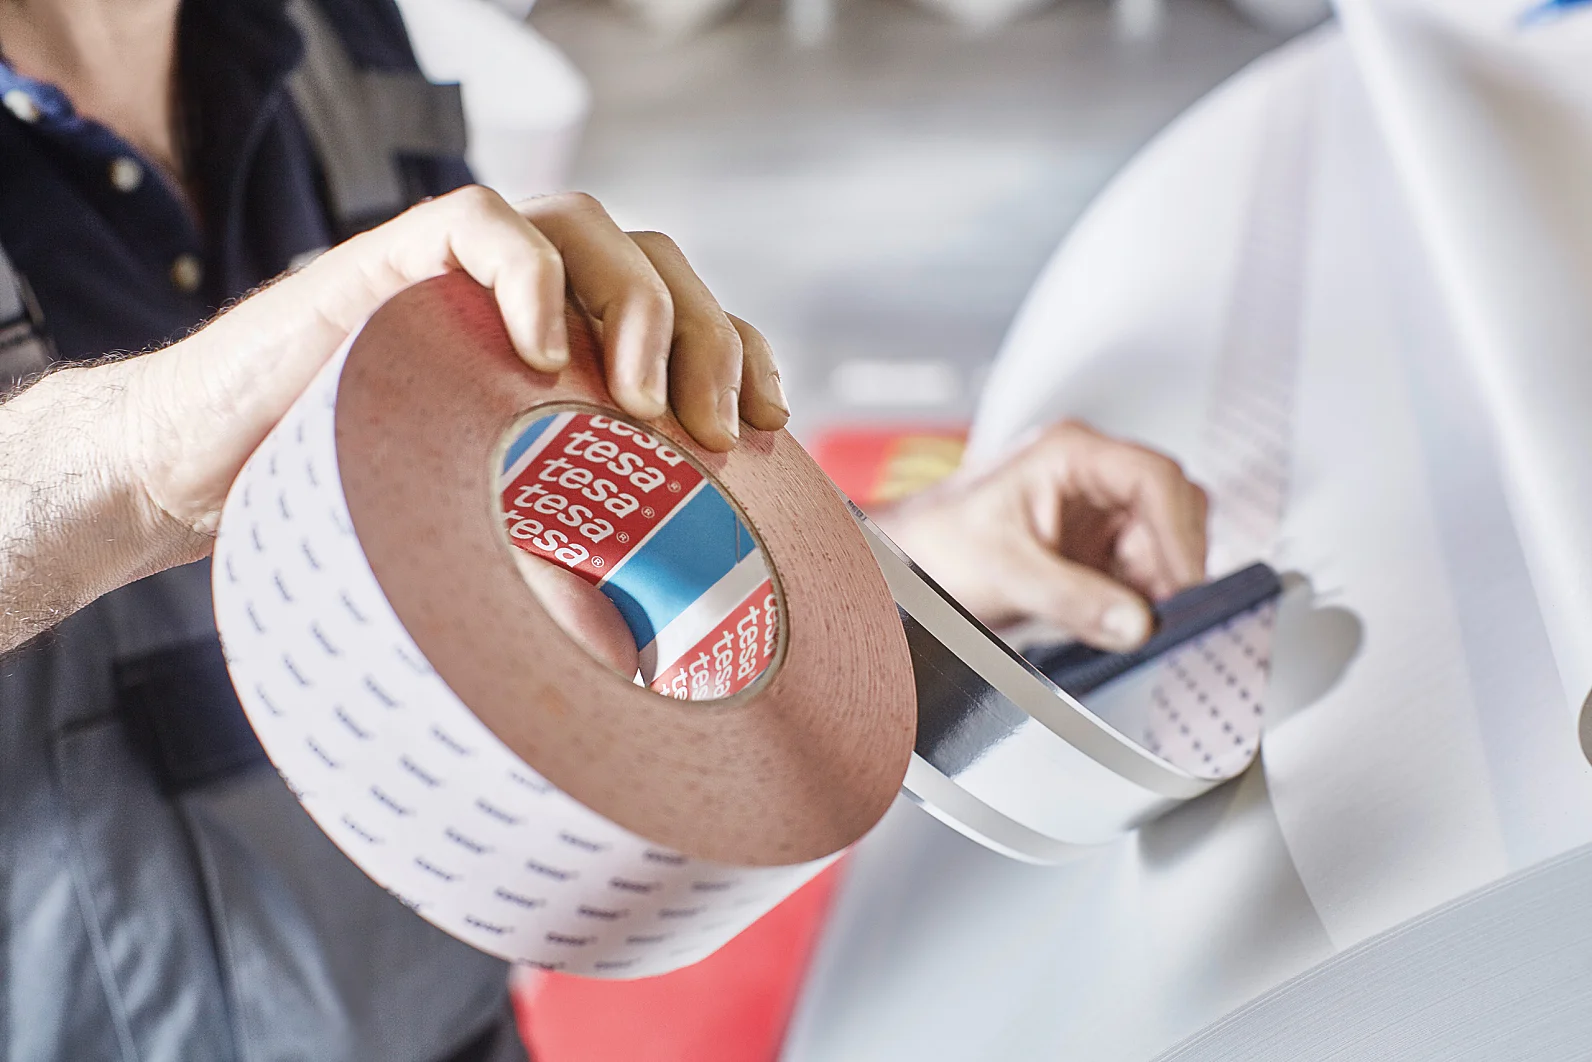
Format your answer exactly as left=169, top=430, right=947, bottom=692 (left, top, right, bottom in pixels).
left=122, top=186, right=788, bottom=552
left=512, top=551, right=641, bottom=678
left=874, top=421, right=1208, bottom=652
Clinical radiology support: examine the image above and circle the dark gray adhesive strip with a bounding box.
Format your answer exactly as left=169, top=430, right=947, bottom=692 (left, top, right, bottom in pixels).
left=1025, top=563, right=1284, bottom=695
left=908, top=609, right=1029, bottom=778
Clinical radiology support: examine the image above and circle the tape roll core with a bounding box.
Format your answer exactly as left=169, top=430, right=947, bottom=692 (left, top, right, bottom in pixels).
left=332, top=274, right=915, bottom=866
left=495, top=399, right=785, bottom=701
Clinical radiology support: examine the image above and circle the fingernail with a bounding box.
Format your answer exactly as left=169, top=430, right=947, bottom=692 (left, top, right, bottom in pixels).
left=642, top=356, right=668, bottom=413
left=718, top=387, right=741, bottom=441
left=1101, top=602, right=1150, bottom=649
left=769, top=371, right=790, bottom=417
left=539, top=312, right=569, bottom=369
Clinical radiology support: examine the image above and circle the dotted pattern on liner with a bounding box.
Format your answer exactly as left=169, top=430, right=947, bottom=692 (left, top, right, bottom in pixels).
left=1141, top=602, right=1274, bottom=778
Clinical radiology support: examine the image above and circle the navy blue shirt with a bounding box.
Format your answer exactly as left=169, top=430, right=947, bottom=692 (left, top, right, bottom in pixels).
left=0, top=0, right=471, bottom=361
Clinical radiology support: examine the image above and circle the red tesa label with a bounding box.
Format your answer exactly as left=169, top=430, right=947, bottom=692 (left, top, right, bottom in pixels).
left=651, top=580, right=779, bottom=700
left=500, top=414, right=703, bottom=584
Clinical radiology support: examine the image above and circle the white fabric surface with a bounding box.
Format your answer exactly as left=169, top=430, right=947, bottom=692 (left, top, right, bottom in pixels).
left=787, top=5, right=1592, bottom=1059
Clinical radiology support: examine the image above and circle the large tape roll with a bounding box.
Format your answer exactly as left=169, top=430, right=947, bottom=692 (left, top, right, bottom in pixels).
left=212, top=274, right=916, bottom=977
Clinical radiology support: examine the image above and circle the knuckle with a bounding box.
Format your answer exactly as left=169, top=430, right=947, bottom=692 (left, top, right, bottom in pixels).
left=1146, top=462, right=1188, bottom=496
left=631, top=273, right=674, bottom=313
left=1025, top=420, right=1091, bottom=464
left=1148, top=451, right=1186, bottom=480
left=547, top=190, right=605, bottom=216
left=708, top=313, right=745, bottom=352
left=1042, top=419, right=1096, bottom=450
left=1118, top=442, right=1183, bottom=484
left=446, top=183, right=510, bottom=218
left=732, top=317, right=773, bottom=359
left=629, top=230, right=682, bottom=257
left=524, top=244, right=565, bottom=281
left=681, top=311, right=743, bottom=355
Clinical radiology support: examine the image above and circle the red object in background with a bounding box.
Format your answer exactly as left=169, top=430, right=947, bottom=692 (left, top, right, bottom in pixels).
left=515, top=864, right=844, bottom=1062
left=813, top=425, right=968, bottom=507
left=513, top=424, right=968, bottom=1061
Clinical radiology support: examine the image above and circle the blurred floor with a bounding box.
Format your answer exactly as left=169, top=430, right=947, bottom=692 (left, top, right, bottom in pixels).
left=530, top=0, right=1291, bottom=441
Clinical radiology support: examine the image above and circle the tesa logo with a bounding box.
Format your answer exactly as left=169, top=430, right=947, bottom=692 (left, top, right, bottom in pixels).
left=501, top=414, right=703, bottom=582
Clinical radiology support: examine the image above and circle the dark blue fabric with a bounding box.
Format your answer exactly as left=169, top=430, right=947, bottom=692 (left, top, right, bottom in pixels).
left=117, top=640, right=271, bottom=794
left=0, top=0, right=472, bottom=361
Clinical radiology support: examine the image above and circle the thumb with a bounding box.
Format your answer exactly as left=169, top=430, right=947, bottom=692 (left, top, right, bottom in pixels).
left=511, top=552, right=640, bottom=678
left=1006, top=547, right=1154, bottom=653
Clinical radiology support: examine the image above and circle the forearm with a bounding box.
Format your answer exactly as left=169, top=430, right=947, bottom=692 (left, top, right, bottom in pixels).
left=0, top=361, right=202, bottom=652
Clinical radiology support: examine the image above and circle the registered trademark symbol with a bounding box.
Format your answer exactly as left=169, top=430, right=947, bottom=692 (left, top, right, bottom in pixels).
left=616, top=532, right=630, bottom=543
left=591, top=557, right=605, bottom=568
left=667, top=481, right=681, bottom=493
left=642, top=507, right=656, bottom=518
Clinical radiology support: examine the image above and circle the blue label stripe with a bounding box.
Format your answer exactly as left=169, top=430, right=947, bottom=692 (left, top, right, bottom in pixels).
left=501, top=415, right=556, bottom=475
left=599, top=485, right=756, bottom=647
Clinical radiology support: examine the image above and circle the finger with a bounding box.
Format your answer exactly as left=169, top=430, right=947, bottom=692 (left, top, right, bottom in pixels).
left=1050, top=425, right=1208, bottom=590
left=1003, top=541, right=1155, bottom=652
left=514, top=193, right=674, bottom=420
left=629, top=231, right=743, bottom=452
left=729, top=314, right=789, bottom=431
left=367, top=186, right=570, bottom=372
left=512, top=551, right=640, bottom=677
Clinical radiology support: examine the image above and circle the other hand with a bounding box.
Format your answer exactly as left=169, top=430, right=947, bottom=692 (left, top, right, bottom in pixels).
left=875, top=421, right=1208, bottom=652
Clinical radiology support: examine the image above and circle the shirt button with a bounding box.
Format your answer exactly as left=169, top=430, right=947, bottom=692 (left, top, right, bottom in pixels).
left=109, top=157, right=144, bottom=193
left=3, top=89, right=40, bottom=124
left=170, top=254, right=203, bottom=295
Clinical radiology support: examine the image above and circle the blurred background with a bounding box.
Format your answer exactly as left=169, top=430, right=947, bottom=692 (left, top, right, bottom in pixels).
left=408, top=0, right=1319, bottom=446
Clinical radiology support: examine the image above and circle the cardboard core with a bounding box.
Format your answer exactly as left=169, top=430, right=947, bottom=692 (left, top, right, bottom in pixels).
left=496, top=403, right=784, bottom=701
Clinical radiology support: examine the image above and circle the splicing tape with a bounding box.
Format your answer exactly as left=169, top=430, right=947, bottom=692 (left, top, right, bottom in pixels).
left=212, top=275, right=915, bottom=978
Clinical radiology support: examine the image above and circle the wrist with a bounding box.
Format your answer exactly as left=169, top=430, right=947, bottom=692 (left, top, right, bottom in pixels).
left=0, top=361, right=207, bottom=634
left=108, top=353, right=216, bottom=571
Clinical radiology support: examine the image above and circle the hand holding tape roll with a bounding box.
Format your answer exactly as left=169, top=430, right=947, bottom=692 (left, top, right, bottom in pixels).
left=213, top=274, right=914, bottom=975
left=214, top=275, right=1276, bottom=976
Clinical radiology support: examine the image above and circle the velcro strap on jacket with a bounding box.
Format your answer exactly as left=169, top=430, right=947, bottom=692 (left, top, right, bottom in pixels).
left=286, top=0, right=468, bottom=235
left=0, top=244, right=55, bottom=393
